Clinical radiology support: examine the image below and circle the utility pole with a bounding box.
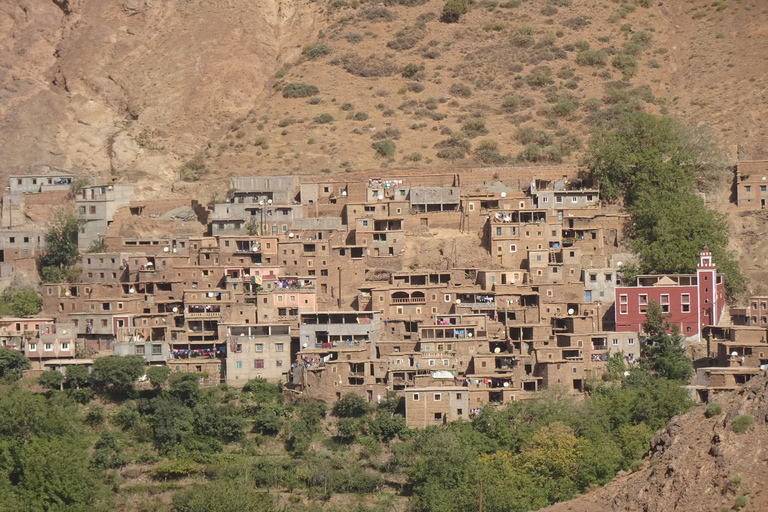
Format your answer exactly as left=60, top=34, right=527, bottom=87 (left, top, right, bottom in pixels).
left=478, top=478, right=483, bottom=512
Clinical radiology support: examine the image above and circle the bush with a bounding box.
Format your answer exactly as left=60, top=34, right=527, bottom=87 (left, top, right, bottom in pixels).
left=282, top=83, right=319, bottom=98
left=576, top=49, right=608, bottom=66
left=612, top=53, right=638, bottom=75
left=372, top=127, right=402, bottom=140
left=360, top=6, right=396, bottom=21
left=449, top=83, right=472, bottom=98
left=344, top=54, right=400, bottom=77
left=345, top=32, right=363, bottom=44
left=179, top=156, right=209, bottom=182
left=314, top=113, right=335, bottom=124
left=731, top=415, right=754, bottom=434
left=527, top=71, right=554, bottom=88
left=406, top=82, right=425, bottom=93
left=333, top=393, right=369, bottom=418
left=373, top=139, right=397, bottom=158
left=734, top=495, right=749, bottom=510
left=302, top=43, right=333, bottom=60
left=435, top=134, right=471, bottom=159
left=388, top=26, right=425, bottom=51
left=38, top=370, right=64, bottom=390
left=705, top=402, right=723, bottom=418
left=402, top=63, right=420, bottom=78
left=151, top=459, right=202, bottom=480
left=441, top=0, right=469, bottom=23
left=461, top=116, right=489, bottom=138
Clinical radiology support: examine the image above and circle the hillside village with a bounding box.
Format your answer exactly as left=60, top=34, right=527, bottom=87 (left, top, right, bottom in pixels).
left=2, top=161, right=768, bottom=427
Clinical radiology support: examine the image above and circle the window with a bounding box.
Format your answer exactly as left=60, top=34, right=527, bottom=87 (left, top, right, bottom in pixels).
left=762, top=185, right=767, bottom=192
left=660, top=294, right=670, bottom=313
left=619, top=294, right=628, bottom=304
left=456, top=393, right=462, bottom=399
left=152, top=344, right=162, bottom=355
left=509, top=244, right=516, bottom=252
left=628, top=338, right=635, bottom=345
left=255, top=344, right=263, bottom=352
left=276, top=360, right=283, bottom=367
left=444, top=294, right=451, bottom=302
left=746, top=186, right=752, bottom=192
left=612, top=338, right=619, bottom=346
left=44, top=343, right=53, bottom=351
left=556, top=196, right=563, bottom=203
left=428, top=359, right=435, bottom=366
left=571, top=196, right=578, bottom=203
left=412, top=393, right=420, bottom=401
left=254, top=359, right=265, bottom=369
left=496, top=227, right=502, bottom=235
left=571, top=366, right=578, bottom=374
left=433, top=393, right=442, bottom=401
left=28, top=343, right=36, bottom=351
left=275, top=343, right=284, bottom=352
left=590, top=274, right=597, bottom=282
left=639, top=294, right=648, bottom=305
left=434, top=413, right=442, bottom=421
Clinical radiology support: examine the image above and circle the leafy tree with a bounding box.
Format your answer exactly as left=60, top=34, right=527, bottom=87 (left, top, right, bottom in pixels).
left=147, top=365, right=171, bottom=388
left=643, top=300, right=694, bottom=382
left=169, top=372, right=202, bottom=407
left=152, top=397, right=193, bottom=453
left=0, top=287, right=42, bottom=317
left=369, top=412, right=407, bottom=442
left=65, top=364, right=90, bottom=389
left=252, top=404, right=290, bottom=435
left=193, top=403, right=246, bottom=443
left=0, top=348, right=31, bottom=382
left=41, top=206, right=85, bottom=281
left=333, top=393, right=369, bottom=418
left=90, top=355, right=145, bottom=395
left=38, top=370, right=64, bottom=391
left=242, top=378, right=283, bottom=405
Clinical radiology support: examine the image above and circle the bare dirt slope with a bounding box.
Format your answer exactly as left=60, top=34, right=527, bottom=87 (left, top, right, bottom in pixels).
left=541, top=373, right=768, bottom=512
left=0, top=0, right=321, bottom=182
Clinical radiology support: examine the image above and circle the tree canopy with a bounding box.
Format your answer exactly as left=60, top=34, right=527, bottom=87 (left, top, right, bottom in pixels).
left=0, top=348, right=31, bottom=382
left=90, top=355, right=145, bottom=395
left=41, top=207, right=85, bottom=283
left=0, top=287, right=43, bottom=317
left=586, top=111, right=745, bottom=297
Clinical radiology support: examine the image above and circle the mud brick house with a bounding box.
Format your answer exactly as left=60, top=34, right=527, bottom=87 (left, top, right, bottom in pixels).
left=734, top=160, right=768, bottom=210
left=404, top=386, right=469, bottom=428
left=614, top=250, right=725, bottom=340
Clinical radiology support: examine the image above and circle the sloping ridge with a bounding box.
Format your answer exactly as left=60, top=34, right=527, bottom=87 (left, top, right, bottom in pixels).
left=542, top=373, right=768, bottom=512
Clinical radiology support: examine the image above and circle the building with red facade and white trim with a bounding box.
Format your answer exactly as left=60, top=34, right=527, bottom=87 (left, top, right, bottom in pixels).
left=614, top=249, right=725, bottom=340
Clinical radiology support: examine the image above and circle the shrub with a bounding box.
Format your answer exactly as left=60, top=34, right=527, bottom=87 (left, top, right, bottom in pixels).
left=515, top=126, right=554, bottom=146
left=449, top=83, right=472, bottom=98
left=406, top=82, right=425, bottom=93
left=705, top=402, right=723, bottom=418
left=333, top=393, right=369, bottom=417
left=734, top=495, right=749, bottom=510
left=360, top=6, right=396, bottom=22
left=373, top=139, right=397, bottom=158
left=484, top=21, right=506, bottom=31
left=353, top=112, right=369, bottom=121
left=388, top=26, right=425, bottom=50
left=435, top=134, right=471, bottom=159
left=302, top=43, right=333, bottom=60
left=612, top=53, right=638, bottom=75
left=441, top=0, right=469, bottom=23
left=461, top=116, right=489, bottom=138
left=731, top=415, right=754, bottom=434
left=314, top=113, right=335, bottom=124
left=340, top=103, right=354, bottom=111
left=151, top=459, right=201, bottom=480
left=402, top=63, right=420, bottom=78
left=283, top=83, right=319, bottom=98
left=563, top=15, right=590, bottom=30
left=583, top=97, right=602, bottom=112
left=527, top=71, right=554, bottom=88
left=344, top=54, right=400, bottom=77
left=345, top=32, right=363, bottom=44
left=540, top=5, right=557, bottom=16
left=372, top=127, right=402, bottom=140
left=576, top=49, right=607, bottom=66
left=632, top=29, right=654, bottom=47
left=179, top=156, right=209, bottom=182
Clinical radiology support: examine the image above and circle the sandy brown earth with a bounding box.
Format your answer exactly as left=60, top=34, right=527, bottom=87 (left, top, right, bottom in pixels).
left=541, top=372, right=768, bottom=512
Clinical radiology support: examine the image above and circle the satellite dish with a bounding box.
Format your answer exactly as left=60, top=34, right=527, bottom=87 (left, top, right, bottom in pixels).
left=567, top=308, right=574, bottom=315
left=342, top=190, right=347, bottom=196
left=468, top=332, right=473, bottom=338
left=731, top=351, right=738, bottom=357
left=503, top=381, right=509, bottom=387
left=500, top=192, right=507, bottom=198
left=172, top=307, right=178, bottom=313
left=616, top=261, right=623, bottom=267
left=172, top=248, right=177, bottom=253
left=623, top=371, right=630, bottom=376
left=302, top=343, right=308, bottom=348
left=252, top=245, right=259, bottom=251
left=267, top=199, right=273, bottom=204
left=163, top=247, right=169, bottom=252
left=129, top=287, right=135, bottom=294
left=378, top=194, right=384, bottom=200
left=288, top=232, right=294, bottom=238
left=763, top=177, right=766, bottom=181
left=456, top=299, right=461, bottom=304
left=62, top=330, right=67, bottom=335
left=494, top=347, right=501, bottom=353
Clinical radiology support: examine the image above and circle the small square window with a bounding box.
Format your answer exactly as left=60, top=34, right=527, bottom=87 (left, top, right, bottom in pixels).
left=433, top=393, right=441, bottom=401
left=412, top=393, right=420, bottom=401
left=236, top=361, right=242, bottom=369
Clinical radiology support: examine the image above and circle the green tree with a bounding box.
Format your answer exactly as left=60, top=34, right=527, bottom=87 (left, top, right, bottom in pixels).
left=169, top=372, right=202, bottom=407
left=64, top=364, right=89, bottom=389
left=333, top=393, right=369, bottom=418
left=242, top=378, right=283, bottom=404
left=147, top=365, right=171, bottom=388
left=41, top=207, right=84, bottom=281
left=643, top=300, right=694, bottom=382
left=151, top=397, right=193, bottom=453
left=90, top=355, right=145, bottom=395
left=0, top=348, right=31, bottom=382
left=38, top=370, right=64, bottom=391
left=369, top=412, right=407, bottom=441
left=0, top=287, right=42, bottom=317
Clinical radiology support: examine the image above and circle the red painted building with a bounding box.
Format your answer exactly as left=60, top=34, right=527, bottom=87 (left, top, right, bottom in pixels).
left=615, top=250, right=725, bottom=339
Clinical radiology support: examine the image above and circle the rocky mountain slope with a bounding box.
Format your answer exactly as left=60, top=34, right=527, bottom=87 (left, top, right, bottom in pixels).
left=542, top=373, right=768, bottom=512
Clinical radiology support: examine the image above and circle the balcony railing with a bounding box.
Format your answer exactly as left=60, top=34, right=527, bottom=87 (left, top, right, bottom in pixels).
left=392, top=297, right=427, bottom=304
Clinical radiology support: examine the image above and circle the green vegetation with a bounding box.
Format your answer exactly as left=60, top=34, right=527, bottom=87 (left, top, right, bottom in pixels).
left=587, top=111, right=745, bottom=297
left=643, top=300, right=693, bottom=382
left=731, top=415, right=754, bottom=434
left=314, top=113, right=335, bottom=124
left=705, top=402, right=722, bottom=418
left=282, top=83, right=320, bottom=98
left=41, top=207, right=85, bottom=283
left=441, top=0, right=469, bottom=23
left=178, top=155, right=209, bottom=182
left=0, top=286, right=42, bottom=317
left=302, top=43, right=333, bottom=60
left=373, top=139, right=397, bottom=158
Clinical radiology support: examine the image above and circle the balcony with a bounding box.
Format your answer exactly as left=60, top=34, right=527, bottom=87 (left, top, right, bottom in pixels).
left=456, top=301, right=497, bottom=309
left=391, top=297, right=426, bottom=304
